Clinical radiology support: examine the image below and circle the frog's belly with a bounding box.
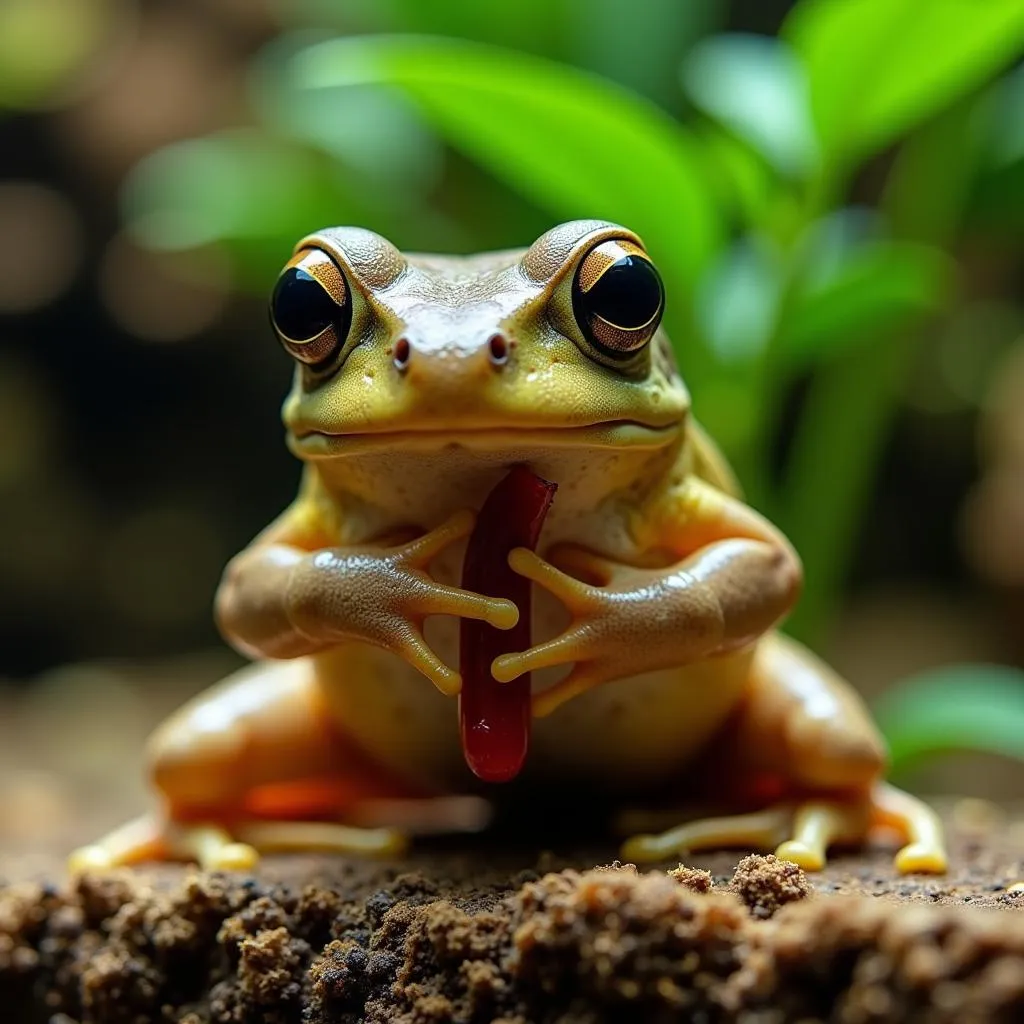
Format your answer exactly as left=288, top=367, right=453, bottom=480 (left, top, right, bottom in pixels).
left=314, top=636, right=754, bottom=794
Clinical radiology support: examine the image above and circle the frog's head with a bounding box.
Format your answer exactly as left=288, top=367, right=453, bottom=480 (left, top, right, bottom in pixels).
left=273, top=220, right=689, bottom=458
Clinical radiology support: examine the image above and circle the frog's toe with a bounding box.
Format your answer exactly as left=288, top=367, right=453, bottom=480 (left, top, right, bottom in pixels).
left=204, top=841, right=260, bottom=872
left=172, top=825, right=263, bottom=872
left=774, top=839, right=825, bottom=871
left=237, top=820, right=408, bottom=858
left=775, top=800, right=869, bottom=873
left=619, top=807, right=792, bottom=864
left=871, top=783, right=948, bottom=876
left=68, top=844, right=116, bottom=875
left=620, top=833, right=665, bottom=863
left=894, top=841, right=948, bottom=875
left=67, top=813, right=167, bottom=874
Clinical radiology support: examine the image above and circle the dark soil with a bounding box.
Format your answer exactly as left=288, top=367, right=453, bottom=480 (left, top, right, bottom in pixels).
left=2, top=807, right=1024, bottom=1023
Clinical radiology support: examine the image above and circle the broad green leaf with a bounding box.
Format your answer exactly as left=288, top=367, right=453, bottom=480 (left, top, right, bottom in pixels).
left=122, top=129, right=475, bottom=290
left=696, top=237, right=784, bottom=365
left=696, top=125, right=777, bottom=224
left=122, top=130, right=374, bottom=289
left=254, top=36, right=444, bottom=196
left=784, top=0, right=1024, bottom=169
left=873, top=665, right=1024, bottom=775
left=790, top=206, right=884, bottom=285
left=285, top=0, right=564, bottom=57
left=690, top=375, right=763, bottom=468
left=977, top=63, right=1024, bottom=171
left=969, top=161, right=1024, bottom=233
left=881, top=96, right=979, bottom=245
left=964, top=65, right=1024, bottom=229
left=124, top=131, right=356, bottom=251
left=571, top=0, right=723, bottom=104
left=287, top=35, right=722, bottom=293
left=682, top=33, right=817, bottom=177
left=779, top=239, right=952, bottom=364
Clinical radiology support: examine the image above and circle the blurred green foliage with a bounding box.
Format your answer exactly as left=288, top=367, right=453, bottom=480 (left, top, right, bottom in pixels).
left=875, top=664, right=1024, bottom=780
left=0, top=0, right=115, bottom=109
left=117, top=0, right=1024, bottom=650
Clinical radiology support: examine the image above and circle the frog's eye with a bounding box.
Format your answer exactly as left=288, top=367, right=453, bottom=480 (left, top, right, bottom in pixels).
left=571, top=239, right=664, bottom=360
left=270, top=248, right=352, bottom=367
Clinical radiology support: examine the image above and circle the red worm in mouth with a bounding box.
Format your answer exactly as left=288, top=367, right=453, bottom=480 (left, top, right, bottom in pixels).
left=458, top=466, right=558, bottom=782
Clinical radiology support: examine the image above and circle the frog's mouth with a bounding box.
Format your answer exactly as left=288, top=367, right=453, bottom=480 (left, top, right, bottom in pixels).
left=288, top=420, right=681, bottom=458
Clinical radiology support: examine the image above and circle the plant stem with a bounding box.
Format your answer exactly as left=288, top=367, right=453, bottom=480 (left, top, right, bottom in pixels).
left=778, top=329, right=920, bottom=644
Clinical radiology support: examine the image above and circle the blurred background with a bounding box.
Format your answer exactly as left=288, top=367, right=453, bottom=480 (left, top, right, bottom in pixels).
left=1, top=0, right=1023, bottom=861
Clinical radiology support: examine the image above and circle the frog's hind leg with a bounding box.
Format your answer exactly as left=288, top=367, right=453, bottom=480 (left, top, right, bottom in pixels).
left=621, top=633, right=947, bottom=873
left=69, top=658, right=427, bottom=873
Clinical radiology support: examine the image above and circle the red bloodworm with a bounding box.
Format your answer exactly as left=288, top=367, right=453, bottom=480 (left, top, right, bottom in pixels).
left=459, top=465, right=558, bottom=782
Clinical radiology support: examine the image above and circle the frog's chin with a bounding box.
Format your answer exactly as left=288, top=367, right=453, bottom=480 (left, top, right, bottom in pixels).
left=286, top=420, right=682, bottom=459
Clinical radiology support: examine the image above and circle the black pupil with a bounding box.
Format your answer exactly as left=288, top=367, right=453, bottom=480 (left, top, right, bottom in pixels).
left=271, top=267, right=337, bottom=340
left=585, top=256, right=662, bottom=328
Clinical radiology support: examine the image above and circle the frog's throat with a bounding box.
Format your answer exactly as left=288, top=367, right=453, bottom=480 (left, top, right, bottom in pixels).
left=286, top=421, right=682, bottom=459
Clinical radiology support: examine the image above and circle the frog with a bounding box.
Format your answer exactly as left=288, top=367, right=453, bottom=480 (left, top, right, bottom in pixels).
left=70, top=220, right=947, bottom=876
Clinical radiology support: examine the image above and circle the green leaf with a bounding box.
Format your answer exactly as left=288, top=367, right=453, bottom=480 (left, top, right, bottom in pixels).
left=976, top=63, right=1024, bottom=171
left=287, top=0, right=565, bottom=57
left=124, top=131, right=354, bottom=251
left=696, top=237, right=784, bottom=365
left=873, top=665, right=1024, bottom=775
left=779, top=238, right=952, bottom=364
left=784, top=0, right=1024, bottom=169
left=286, top=35, right=722, bottom=293
left=682, top=33, right=818, bottom=177
left=696, top=124, right=778, bottom=223
left=881, top=96, right=980, bottom=245
left=254, top=35, right=445, bottom=197
left=121, top=130, right=370, bottom=288
left=122, top=130, right=360, bottom=249
left=571, top=0, right=724, bottom=104
left=122, top=128, right=468, bottom=289
left=965, top=64, right=1024, bottom=230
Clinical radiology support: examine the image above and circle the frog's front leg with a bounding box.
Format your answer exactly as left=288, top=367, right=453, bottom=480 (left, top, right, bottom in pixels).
left=494, top=478, right=801, bottom=717
left=219, top=507, right=517, bottom=696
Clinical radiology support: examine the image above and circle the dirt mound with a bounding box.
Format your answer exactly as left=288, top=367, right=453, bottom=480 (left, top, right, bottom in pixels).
left=3, top=841, right=1024, bottom=1024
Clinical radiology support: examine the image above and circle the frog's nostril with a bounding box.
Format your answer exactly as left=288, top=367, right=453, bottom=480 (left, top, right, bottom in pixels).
left=393, top=336, right=411, bottom=371
left=488, top=332, right=509, bottom=367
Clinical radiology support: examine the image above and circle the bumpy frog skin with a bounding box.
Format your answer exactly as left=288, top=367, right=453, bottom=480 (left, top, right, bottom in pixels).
left=71, top=221, right=947, bottom=875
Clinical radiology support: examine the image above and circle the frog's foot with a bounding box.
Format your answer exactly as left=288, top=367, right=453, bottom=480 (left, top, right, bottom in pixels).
left=871, top=781, right=948, bottom=874
left=770, top=786, right=947, bottom=874
left=619, top=799, right=871, bottom=871
left=69, top=815, right=263, bottom=874
left=233, top=821, right=406, bottom=860
left=773, top=799, right=871, bottom=871
left=68, top=814, right=407, bottom=874
left=618, top=785, right=947, bottom=874
left=67, top=793, right=495, bottom=875
left=620, top=806, right=794, bottom=864
left=69, top=814, right=171, bottom=874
